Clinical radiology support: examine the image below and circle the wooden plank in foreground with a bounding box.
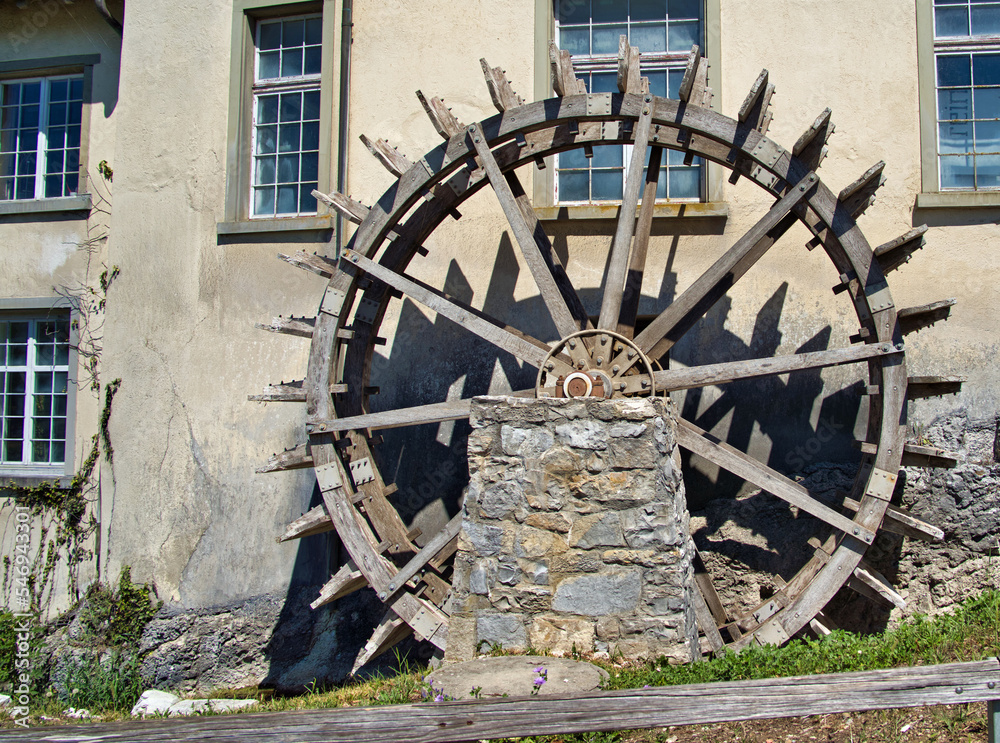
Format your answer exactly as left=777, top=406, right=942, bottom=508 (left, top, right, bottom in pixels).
left=6, top=659, right=998, bottom=742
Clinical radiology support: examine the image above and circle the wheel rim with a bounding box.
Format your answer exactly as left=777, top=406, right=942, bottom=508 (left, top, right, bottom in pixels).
left=270, top=48, right=920, bottom=669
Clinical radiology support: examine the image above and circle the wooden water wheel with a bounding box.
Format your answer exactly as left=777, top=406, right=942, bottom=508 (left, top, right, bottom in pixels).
left=254, top=42, right=961, bottom=670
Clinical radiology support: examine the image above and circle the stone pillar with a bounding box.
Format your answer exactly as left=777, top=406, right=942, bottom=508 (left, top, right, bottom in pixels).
left=446, top=396, right=698, bottom=663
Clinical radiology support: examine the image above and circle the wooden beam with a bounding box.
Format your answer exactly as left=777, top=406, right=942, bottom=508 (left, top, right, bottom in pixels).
left=278, top=504, right=334, bottom=542
left=549, top=41, right=586, bottom=96
left=874, top=225, right=928, bottom=275
left=351, top=608, right=412, bottom=674
left=360, top=133, right=412, bottom=177
left=416, top=90, right=464, bottom=139
left=311, top=560, right=369, bottom=609
left=629, top=173, right=817, bottom=365
left=384, top=513, right=463, bottom=598
left=617, top=145, right=663, bottom=338
left=313, top=189, right=369, bottom=225
left=839, top=496, right=944, bottom=542
left=902, top=443, right=959, bottom=469
left=481, top=58, right=523, bottom=111
left=278, top=250, right=338, bottom=279
left=907, top=375, right=964, bottom=400
left=257, top=443, right=313, bottom=474
left=651, top=342, right=900, bottom=392
left=898, top=299, right=956, bottom=335
left=617, top=35, right=642, bottom=94
left=849, top=562, right=906, bottom=610
left=793, top=108, right=834, bottom=171
left=839, top=161, right=885, bottom=219
left=598, top=99, right=654, bottom=331
left=738, top=69, right=769, bottom=124
left=17, top=659, right=1000, bottom=743
left=470, top=126, right=589, bottom=347
left=676, top=419, right=875, bottom=543
left=340, top=248, right=571, bottom=374
left=678, top=45, right=700, bottom=103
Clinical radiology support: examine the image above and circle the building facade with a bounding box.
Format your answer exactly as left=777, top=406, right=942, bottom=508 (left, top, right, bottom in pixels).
left=1, top=0, right=998, bottom=689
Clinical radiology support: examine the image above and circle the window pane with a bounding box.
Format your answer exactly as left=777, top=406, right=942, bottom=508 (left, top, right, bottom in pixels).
left=305, top=17, right=323, bottom=44
left=259, top=51, right=281, bottom=79
left=561, top=148, right=589, bottom=169
left=276, top=184, right=298, bottom=213
left=974, top=87, right=1000, bottom=119
left=936, top=5, right=970, bottom=36
left=938, top=54, right=972, bottom=86
left=278, top=123, right=300, bottom=152
left=977, top=153, right=1000, bottom=186
left=21, top=104, right=38, bottom=129
left=67, top=125, right=81, bottom=148
left=592, top=145, right=623, bottom=168
left=560, top=26, right=591, bottom=55
left=4, top=440, right=23, bottom=463
left=593, top=0, right=624, bottom=23
left=556, top=0, right=591, bottom=24
left=254, top=186, right=276, bottom=216
left=280, top=93, right=302, bottom=121
left=44, top=175, right=62, bottom=197
left=32, top=440, right=49, bottom=463
left=976, top=119, right=1000, bottom=151
left=939, top=88, right=973, bottom=120
left=973, top=52, right=1000, bottom=84
left=668, top=19, right=700, bottom=51
left=301, top=152, right=318, bottom=181
left=559, top=170, right=589, bottom=201
left=50, top=79, right=67, bottom=101
left=592, top=169, right=623, bottom=200
left=256, top=125, right=277, bottom=154
left=70, top=78, right=83, bottom=99
left=669, top=167, right=700, bottom=198
left=22, top=83, right=40, bottom=105
left=299, top=183, right=318, bottom=212
left=668, top=69, right=684, bottom=98
left=590, top=72, right=618, bottom=93
left=284, top=19, right=305, bottom=46
left=49, top=102, right=66, bottom=127
left=257, top=95, right=278, bottom=124
left=593, top=24, right=627, bottom=53
left=940, top=154, right=975, bottom=187
left=303, top=91, right=321, bottom=120
left=971, top=3, right=1000, bottom=35
left=46, top=150, right=63, bottom=175
left=259, top=21, right=281, bottom=50
left=281, top=48, right=303, bottom=77
left=940, top=121, right=974, bottom=153
left=301, top=121, right=319, bottom=151
left=668, top=0, right=701, bottom=20
left=631, top=23, right=666, bottom=53
left=255, top=156, right=276, bottom=184
left=277, top=153, right=299, bottom=182
left=645, top=70, right=668, bottom=98
left=304, top=46, right=322, bottom=75
left=632, top=0, right=667, bottom=22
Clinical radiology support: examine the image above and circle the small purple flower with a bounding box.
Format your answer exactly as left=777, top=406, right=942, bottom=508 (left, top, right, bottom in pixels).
left=434, top=692, right=445, bottom=703
left=643, top=685, right=651, bottom=689
left=534, top=666, right=546, bottom=674
left=534, top=676, right=546, bottom=686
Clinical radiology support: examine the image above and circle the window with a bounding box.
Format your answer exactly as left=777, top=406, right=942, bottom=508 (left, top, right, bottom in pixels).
left=553, top=0, right=704, bottom=204
left=933, top=1, right=1000, bottom=190
left=0, top=75, right=84, bottom=201
left=251, top=15, right=322, bottom=217
left=1, top=314, right=71, bottom=474
left=220, top=1, right=338, bottom=234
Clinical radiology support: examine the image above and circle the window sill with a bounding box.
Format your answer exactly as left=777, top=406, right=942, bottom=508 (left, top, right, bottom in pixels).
left=0, top=472, right=72, bottom=490
left=0, top=194, right=92, bottom=216
left=217, top=215, right=333, bottom=236
left=916, top=191, right=1000, bottom=209
left=535, top=202, right=729, bottom=221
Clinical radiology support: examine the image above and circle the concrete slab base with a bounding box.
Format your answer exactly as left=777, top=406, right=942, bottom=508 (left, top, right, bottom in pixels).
left=425, top=655, right=608, bottom=699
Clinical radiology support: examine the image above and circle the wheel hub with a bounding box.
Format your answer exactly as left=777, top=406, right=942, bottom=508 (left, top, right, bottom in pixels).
left=535, top=329, right=656, bottom=399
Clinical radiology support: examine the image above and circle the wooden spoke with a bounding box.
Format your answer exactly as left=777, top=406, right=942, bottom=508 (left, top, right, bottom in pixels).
left=469, top=126, right=588, bottom=346
left=341, top=248, right=573, bottom=374
left=849, top=561, right=906, bottom=610
left=693, top=547, right=729, bottom=626
left=351, top=609, right=411, bottom=674
left=839, top=162, right=886, bottom=221
left=652, top=342, right=901, bottom=392
left=898, top=299, right=956, bottom=335
left=617, top=145, right=663, bottom=338
left=597, top=102, right=654, bottom=331
left=385, top=513, right=463, bottom=597
left=278, top=250, right=338, bottom=278
left=874, top=225, right=927, bottom=275
left=676, top=418, right=876, bottom=543
left=309, top=398, right=473, bottom=435
left=627, top=173, right=818, bottom=366
left=313, top=189, right=369, bottom=225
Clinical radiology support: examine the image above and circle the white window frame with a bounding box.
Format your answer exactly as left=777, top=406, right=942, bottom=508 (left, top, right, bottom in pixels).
left=0, top=74, right=84, bottom=202
left=0, top=304, right=76, bottom=480
left=249, top=12, right=323, bottom=219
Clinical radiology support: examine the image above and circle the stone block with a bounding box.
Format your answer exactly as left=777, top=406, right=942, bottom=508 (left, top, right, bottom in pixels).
left=525, top=512, right=573, bottom=533
left=501, top=425, right=555, bottom=457
left=568, top=512, right=625, bottom=549
left=555, top=419, right=608, bottom=450
left=552, top=570, right=641, bottom=615
left=529, top=615, right=596, bottom=655
left=476, top=613, right=527, bottom=651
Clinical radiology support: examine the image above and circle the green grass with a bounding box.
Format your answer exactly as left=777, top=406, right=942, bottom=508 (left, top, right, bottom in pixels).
left=17, top=589, right=1000, bottom=734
